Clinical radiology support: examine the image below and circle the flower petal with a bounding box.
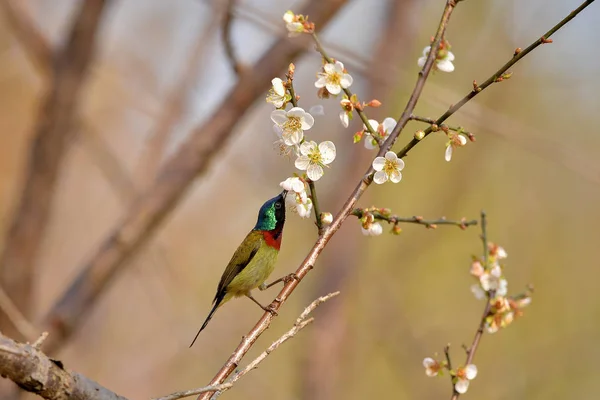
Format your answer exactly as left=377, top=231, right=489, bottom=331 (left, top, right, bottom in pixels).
left=381, top=117, right=397, bottom=133
left=307, top=164, right=324, bottom=181
left=437, top=59, right=455, bottom=72
left=396, top=158, right=405, bottom=170
left=326, top=82, right=342, bottom=95
left=271, top=110, right=288, bottom=125
left=455, top=379, right=469, bottom=394
left=295, top=156, right=310, bottom=171
left=465, top=364, right=478, bottom=380
left=319, top=141, right=336, bottom=164
left=302, top=112, right=315, bottom=130
left=339, top=111, right=349, bottom=128
left=373, top=170, right=387, bottom=184
left=384, top=151, right=397, bottom=162
left=314, top=76, right=326, bottom=88
left=272, top=78, right=285, bottom=96
left=445, top=145, right=453, bottom=162
left=364, top=137, right=377, bottom=150
left=341, top=74, right=353, bottom=88
left=417, top=57, right=427, bottom=68
left=389, top=170, right=402, bottom=183
left=372, top=157, right=386, bottom=171
left=299, top=141, right=316, bottom=156
left=446, top=51, right=455, bottom=61
left=423, top=357, right=436, bottom=368
left=458, top=134, right=467, bottom=145
left=369, top=223, right=383, bottom=236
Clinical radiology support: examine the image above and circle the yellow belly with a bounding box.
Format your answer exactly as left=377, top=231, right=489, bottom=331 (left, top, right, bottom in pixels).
left=226, top=244, right=279, bottom=297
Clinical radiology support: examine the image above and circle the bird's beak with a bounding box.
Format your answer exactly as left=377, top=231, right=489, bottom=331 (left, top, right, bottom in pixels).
left=280, top=189, right=288, bottom=199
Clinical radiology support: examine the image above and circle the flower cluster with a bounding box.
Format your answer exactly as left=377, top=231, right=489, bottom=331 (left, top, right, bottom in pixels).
left=417, top=39, right=455, bottom=73
left=470, top=243, right=532, bottom=333
left=423, top=357, right=477, bottom=394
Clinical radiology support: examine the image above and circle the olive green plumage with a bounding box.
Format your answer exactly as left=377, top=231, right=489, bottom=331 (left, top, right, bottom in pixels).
left=189, top=191, right=287, bottom=347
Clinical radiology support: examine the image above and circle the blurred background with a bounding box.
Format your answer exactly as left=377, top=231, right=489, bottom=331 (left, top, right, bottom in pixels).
left=0, top=0, right=599, bottom=399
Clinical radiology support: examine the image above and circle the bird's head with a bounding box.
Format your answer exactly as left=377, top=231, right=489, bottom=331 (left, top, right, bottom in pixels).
left=254, top=190, right=287, bottom=231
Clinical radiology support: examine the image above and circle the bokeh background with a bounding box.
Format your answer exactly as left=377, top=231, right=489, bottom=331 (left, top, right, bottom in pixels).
left=1, top=0, right=599, bottom=399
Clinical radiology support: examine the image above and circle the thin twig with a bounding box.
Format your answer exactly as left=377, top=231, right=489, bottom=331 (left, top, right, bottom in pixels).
left=351, top=208, right=477, bottom=230
left=396, top=0, right=597, bottom=160
left=0, top=285, right=37, bottom=342
left=222, top=0, right=242, bottom=75
left=155, top=292, right=340, bottom=400
left=409, top=115, right=472, bottom=137
left=308, top=180, right=324, bottom=234
left=449, top=211, right=491, bottom=400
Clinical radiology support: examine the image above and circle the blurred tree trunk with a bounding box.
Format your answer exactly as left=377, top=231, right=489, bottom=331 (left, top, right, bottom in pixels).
left=298, top=1, right=418, bottom=399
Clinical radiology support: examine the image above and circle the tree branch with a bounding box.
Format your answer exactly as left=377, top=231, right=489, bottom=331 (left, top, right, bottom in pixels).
left=40, top=0, right=349, bottom=355
left=196, top=2, right=461, bottom=398
left=0, top=0, right=110, bottom=340
left=0, top=332, right=128, bottom=400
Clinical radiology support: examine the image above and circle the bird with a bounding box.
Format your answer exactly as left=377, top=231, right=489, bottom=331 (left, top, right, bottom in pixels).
left=189, top=190, right=288, bottom=347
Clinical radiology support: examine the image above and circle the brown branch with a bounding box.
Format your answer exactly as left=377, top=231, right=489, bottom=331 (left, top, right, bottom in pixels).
left=0, top=332, right=128, bottom=400
left=222, top=0, right=242, bottom=76
left=196, top=2, right=461, bottom=398
left=351, top=208, right=477, bottom=230
left=396, top=0, right=597, bottom=159
left=156, top=292, right=340, bottom=400
left=40, top=0, right=349, bottom=355
left=450, top=211, right=490, bottom=400
left=0, top=0, right=53, bottom=77
left=0, top=0, right=110, bottom=340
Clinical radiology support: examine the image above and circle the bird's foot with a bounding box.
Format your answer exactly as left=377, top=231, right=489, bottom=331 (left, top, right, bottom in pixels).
left=260, top=273, right=299, bottom=290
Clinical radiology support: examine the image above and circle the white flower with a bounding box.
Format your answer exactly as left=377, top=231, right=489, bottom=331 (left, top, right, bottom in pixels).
left=444, top=133, right=467, bottom=162
left=283, top=11, right=304, bottom=37
left=297, top=198, right=313, bottom=218
left=480, top=270, right=508, bottom=297
left=372, top=151, right=404, bottom=184
left=295, top=141, right=336, bottom=181
left=271, top=107, right=314, bottom=146
left=280, top=177, right=306, bottom=193
left=364, top=118, right=396, bottom=149
left=266, top=78, right=286, bottom=108
left=454, top=364, right=477, bottom=394
left=315, top=61, right=353, bottom=95
left=339, top=111, right=349, bottom=128
left=280, top=177, right=313, bottom=219
left=361, top=222, right=383, bottom=236
left=423, top=357, right=441, bottom=377
left=418, top=45, right=455, bottom=73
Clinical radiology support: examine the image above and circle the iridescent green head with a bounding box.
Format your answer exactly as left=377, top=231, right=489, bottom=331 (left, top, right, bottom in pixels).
left=253, top=190, right=287, bottom=231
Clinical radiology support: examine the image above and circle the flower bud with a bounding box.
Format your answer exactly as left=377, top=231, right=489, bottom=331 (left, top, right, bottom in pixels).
left=414, top=130, right=425, bottom=140
left=320, top=212, right=333, bottom=225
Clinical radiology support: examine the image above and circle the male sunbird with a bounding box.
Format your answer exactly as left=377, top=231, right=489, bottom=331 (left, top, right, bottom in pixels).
left=189, top=190, right=288, bottom=347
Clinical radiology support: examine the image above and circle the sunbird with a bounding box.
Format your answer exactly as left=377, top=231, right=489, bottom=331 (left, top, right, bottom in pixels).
left=189, top=190, right=288, bottom=347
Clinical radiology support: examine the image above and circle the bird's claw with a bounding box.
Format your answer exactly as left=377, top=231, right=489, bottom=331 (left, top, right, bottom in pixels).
left=263, top=304, right=278, bottom=316
left=283, top=273, right=299, bottom=283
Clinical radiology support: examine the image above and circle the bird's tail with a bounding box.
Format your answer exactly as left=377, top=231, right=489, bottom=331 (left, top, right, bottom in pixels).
left=189, top=293, right=225, bottom=347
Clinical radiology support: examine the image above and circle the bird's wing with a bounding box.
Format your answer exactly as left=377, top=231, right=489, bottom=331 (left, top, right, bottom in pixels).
left=213, top=231, right=262, bottom=301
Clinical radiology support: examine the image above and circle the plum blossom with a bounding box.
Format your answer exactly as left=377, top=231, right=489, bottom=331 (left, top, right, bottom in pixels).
left=283, top=11, right=304, bottom=37
left=315, top=61, right=353, bottom=95
left=418, top=45, right=455, bottom=72
left=454, top=364, right=477, bottom=394
left=266, top=78, right=287, bottom=108
left=364, top=118, right=396, bottom=149
left=271, top=107, right=314, bottom=147
left=295, top=141, right=336, bottom=181
left=445, top=132, right=467, bottom=162
left=361, top=222, right=383, bottom=236
left=280, top=177, right=312, bottom=219
left=423, top=357, right=441, bottom=377
left=372, top=151, right=405, bottom=184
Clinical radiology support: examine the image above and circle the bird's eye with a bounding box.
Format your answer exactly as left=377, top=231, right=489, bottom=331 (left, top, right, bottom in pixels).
left=275, top=202, right=282, bottom=209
